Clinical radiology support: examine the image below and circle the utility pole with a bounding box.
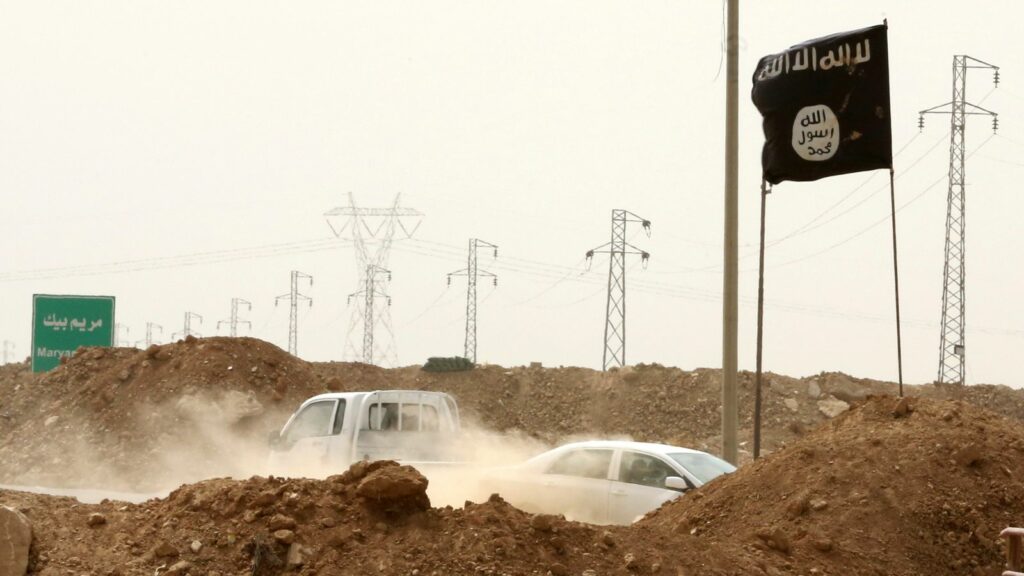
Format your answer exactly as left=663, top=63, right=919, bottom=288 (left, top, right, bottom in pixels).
left=447, top=239, right=498, bottom=363
left=722, top=0, right=740, bottom=466
left=276, top=270, right=313, bottom=356
left=172, top=312, right=203, bottom=340
left=325, top=193, right=422, bottom=366
left=114, top=323, right=129, bottom=347
left=348, top=265, right=391, bottom=365
left=920, top=56, right=999, bottom=385
left=218, top=298, right=252, bottom=337
left=2, top=341, right=14, bottom=364
left=586, top=210, right=651, bottom=371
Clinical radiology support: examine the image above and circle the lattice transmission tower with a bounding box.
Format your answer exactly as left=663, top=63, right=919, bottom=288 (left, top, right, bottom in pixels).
left=586, top=210, right=650, bottom=371
left=447, top=238, right=498, bottom=363
left=136, top=322, right=162, bottom=348
left=919, top=55, right=999, bottom=385
left=276, top=271, right=313, bottom=356
left=346, top=264, right=392, bottom=364
left=172, top=312, right=203, bottom=340
left=325, top=193, right=422, bottom=366
left=218, top=298, right=252, bottom=337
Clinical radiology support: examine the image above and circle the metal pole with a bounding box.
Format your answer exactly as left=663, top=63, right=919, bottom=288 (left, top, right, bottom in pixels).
left=753, top=181, right=767, bottom=459
left=721, top=0, right=739, bottom=465
left=889, top=170, right=905, bottom=396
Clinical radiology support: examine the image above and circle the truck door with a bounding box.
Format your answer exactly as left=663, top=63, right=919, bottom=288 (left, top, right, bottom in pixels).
left=276, top=399, right=337, bottom=476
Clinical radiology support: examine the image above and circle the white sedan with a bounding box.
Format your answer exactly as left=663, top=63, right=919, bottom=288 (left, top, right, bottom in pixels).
left=482, top=440, right=735, bottom=525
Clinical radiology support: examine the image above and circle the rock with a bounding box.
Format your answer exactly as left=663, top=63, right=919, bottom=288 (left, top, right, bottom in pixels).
left=43, top=415, right=59, bottom=427
left=152, top=541, right=179, bottom=558
left=806, top=379, right=822, bottom=398
left=954, top=443, right=983, bottom=467
left=624, top=552, right=639, bottom=570
left=86, top=512, right=107, bottom=527
left=268, top=514, right=296, bottom=531
left=117, top=368, right=130, bottom=381
left=320, top=517, right=337, bottom=528
left=355, top=463, right=430, bottom=512
left=892, top=397, right=912, bottom=418
left=817, top=396, right=850, bottom=418
left=530, top=514, right=555, bottom=533
left=810, top=499, right=828, bottom=511
left=756, top=528, right=792, bottom=554
left=601, top=531, right=616, bottom=547
left=0, top=505, right=32, bottom=576
left=783, top=398, right=799, bottom=413
left=190, top=540, right=202, bottom=553
left=786, top=495, right=809, bottom=518
left=286, top=543, right=310, bottom=567
left=166, top=560, right=192, bottom=575
left=811, top=536, right=834, bottom=552
left=273, top=529, right=295, bottom=545
left=549, top=562, right=569, bottom=576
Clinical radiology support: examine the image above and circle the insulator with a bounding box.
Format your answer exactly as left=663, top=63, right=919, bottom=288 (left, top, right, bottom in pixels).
left=586, top=250, right=594, bottom=259
left=918, top=116, right=925, bottom=131
left=493, top=248, right=498, bottom=258
left=446, top=276, right=451, bottom=286
left=993, top=116, right=999, bottom=133
left=493, top=278, right=498, bottom=287
left=994, top=70, right=1000, bottom=86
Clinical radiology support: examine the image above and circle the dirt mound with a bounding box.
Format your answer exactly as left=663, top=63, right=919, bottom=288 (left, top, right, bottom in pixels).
left=640, top=395, right=1024, bottom=575
left=1, top=462, right=683, bottom=576
left=0, top=337, right=326, bottom=491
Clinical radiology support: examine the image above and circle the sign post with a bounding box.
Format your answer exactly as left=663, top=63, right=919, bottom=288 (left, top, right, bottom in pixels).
left=31, top=295, right=116, bottom=372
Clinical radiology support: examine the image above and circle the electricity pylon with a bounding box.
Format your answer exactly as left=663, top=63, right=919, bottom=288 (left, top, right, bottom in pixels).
left=325, top=193, right=422, bottom=366
left=114, top=323, right=129, bottom=346
left=136, top=322, right=162, bottom=348
left=218, top=298, right=252, bottom=337
left=447, top=239, right=498, bottom=363
left=919, top=55, right=999, bottom=385
left=586, top=210, right=651, bottom=371
left=276, top=271, right=313, bottom=356
left=172, top=312, right=203, bottom=340
left=347, top=264, right=391, bottom=365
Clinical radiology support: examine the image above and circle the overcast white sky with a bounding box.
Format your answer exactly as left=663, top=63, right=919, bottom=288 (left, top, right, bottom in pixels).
left=1, top=1, right=1022, bottom=386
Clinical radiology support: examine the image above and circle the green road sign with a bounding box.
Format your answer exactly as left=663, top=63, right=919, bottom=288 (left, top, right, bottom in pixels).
left=32, top=294, right=115, bottom=372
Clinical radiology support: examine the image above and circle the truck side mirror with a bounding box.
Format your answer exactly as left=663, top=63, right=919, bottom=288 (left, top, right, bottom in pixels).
left=664, top=476, right=690, bottom=492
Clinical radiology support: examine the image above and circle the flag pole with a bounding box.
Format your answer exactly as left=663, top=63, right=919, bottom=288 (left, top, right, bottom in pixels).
left=753, top=179, right=768, bottom=459
left=888, top=168, right=905, bottom=397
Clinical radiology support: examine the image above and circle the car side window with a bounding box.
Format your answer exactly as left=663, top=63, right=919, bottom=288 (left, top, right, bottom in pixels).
left=283, top=401, right=335, bottom=444
left=618, top=452, right=679, bottom=489
left=547, top=449, right=613, bottom=480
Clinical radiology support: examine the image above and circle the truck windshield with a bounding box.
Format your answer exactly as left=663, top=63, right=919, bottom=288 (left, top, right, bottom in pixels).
left=666, top=453, right=736, bottom=485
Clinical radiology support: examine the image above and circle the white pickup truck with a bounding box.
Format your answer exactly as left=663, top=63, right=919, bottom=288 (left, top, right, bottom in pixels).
left=266, top=390, right=463, bottom=475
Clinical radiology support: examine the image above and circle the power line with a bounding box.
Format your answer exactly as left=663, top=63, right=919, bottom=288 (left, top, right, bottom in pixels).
left=0, top=237, right=348, bottom=282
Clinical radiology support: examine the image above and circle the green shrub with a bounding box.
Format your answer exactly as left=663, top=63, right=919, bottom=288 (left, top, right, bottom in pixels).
left=422, top=356, right=475, bottom=372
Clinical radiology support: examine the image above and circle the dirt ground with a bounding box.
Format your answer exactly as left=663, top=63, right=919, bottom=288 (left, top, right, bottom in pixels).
left=3, top=396, right=1024, bottom=575
left=3, top=337, right=1024, bottom=574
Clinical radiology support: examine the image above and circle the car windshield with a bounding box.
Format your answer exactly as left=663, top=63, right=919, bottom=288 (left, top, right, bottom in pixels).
left=666, top=453, right=736, bottom=484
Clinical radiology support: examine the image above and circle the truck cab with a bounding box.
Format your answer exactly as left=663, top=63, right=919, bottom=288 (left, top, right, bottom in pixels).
left=267, top=390, right=462, bottom=476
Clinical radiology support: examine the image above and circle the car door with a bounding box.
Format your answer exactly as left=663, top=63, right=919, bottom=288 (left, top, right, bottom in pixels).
left=539, top=448, right=614, bottom=524
left=608, top=450, right=688, bottom=525
left=276, top=400, right=337, bottom=475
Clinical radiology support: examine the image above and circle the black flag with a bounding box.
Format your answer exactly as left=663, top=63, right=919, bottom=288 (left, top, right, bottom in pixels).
left=752, top=24, right=892, bottom=185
